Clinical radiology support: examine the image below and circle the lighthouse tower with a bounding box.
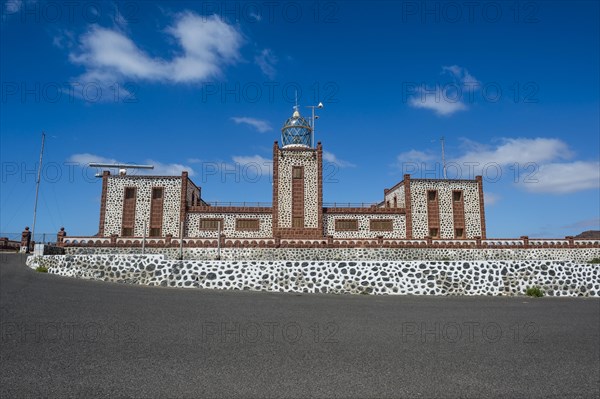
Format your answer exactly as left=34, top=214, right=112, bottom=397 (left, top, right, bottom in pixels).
left=272, top=107, right=324, bottom=238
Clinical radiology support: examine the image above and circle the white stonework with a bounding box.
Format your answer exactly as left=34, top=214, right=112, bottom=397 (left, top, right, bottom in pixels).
left=384, top=183, right=405, bottom=208
left=103, top=177, right=182, bottom=237
left=277, top=149, right=319, bottom=228
left=409, top=180, right=482, bottom=239
left=324, top=214, right=406, bottom=239
left=27, top=255, right=600, bottom=297
left=186, top=213, right=273, bottom=238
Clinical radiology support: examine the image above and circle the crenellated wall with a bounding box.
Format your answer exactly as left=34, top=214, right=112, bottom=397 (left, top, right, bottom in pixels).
left=61, top=245, right=600, bottom=263
left=27, top=255, right=600, bottom=297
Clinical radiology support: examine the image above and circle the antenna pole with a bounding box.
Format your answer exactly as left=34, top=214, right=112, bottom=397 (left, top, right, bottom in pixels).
left=311, top=106, right=315, bottom=148
left=32, top=131, right=46, bottom=243
left=440, top=136, right=447, bottom=179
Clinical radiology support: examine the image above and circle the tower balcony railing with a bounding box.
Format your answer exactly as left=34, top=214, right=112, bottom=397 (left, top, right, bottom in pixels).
left=323, top=202, right=380, bottom=208
left=201, top=201, right=272, bottom=207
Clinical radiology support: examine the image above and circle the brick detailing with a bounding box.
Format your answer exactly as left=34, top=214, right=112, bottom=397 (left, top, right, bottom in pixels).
left=236, top=219, right=260, bottom=231
left=404, top=175, right=413, bottom=239
left=272, top=141, right=279, bottom=235
left=98, top=171, right=110, bottom=235
left=199, top=218, right=224, bottom=231
left=188, top=206, right=272, bottom=214
left=476, top=176, right=487, bottom=239
left=292, top=166, right=304, bottom=227
left=121, top=187, right=137, bottom=236
left=149, top=187, right=164, bottom=237
left=452, top=190, right=465, bottom=239
left=335, top=219, right=359, bottom=231
left=179, top=172, right=189, bottom=235
left=426, top=190, right=440, bottom=238
left=370, top=219, right=393, bottom=231
left=317, top=143, right=324, bottom=234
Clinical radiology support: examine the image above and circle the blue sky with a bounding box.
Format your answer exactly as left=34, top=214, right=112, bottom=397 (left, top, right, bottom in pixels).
left=1, top=0, right=599, bottom=239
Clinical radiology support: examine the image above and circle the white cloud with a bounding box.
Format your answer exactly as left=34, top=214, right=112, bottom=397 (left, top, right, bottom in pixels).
left=67, top=153, right=118, bottom=165
left=231, top=155, right=273, bottom=176
left=146, top=160, right=196, bottom=177
left=452, top=138, right=573, bottom=166
left=484, top=192, right=500, bottom=205
left=68, top=13, right=243, bottom=86
left=323, top=151, right=356, bottom=168
left=409, top=65, right=480, bottom=116
left=522, top=161, right=600, bottom=194
left=409, top=88, right=467, bottom=116
left=396, top=149, right=436, bottom=164
left=442, top=65, right=479, bottom=86
left=254, top=49, right=278, bottom=79
left=231, top=117, right=273, bottom=133
left=67, top=153, right=196, bottom=177
left=4, top=0, right=22, bottom=14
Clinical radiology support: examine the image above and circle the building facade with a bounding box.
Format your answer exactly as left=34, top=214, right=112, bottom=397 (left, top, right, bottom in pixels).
left=96, top=109, right=486, bottom=241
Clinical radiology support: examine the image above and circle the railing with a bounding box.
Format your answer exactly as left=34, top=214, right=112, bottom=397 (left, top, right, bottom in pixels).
left=323, top=202, right=380, bottom=208
left=202, top=202, right=272, bottom=207
left=0, top=232, right=58, bottom=244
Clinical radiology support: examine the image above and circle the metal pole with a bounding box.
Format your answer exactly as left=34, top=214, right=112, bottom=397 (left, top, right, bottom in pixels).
left=441, top=136, right=447, bottom=179
left=179, top=221, right=184, bottom=260
left=311, top=106, right=315, bottom=148
left=217, top=221, right=221, bottom=260
left=32, top=132, right=45, bottom=244
left=142, top=220, right=146, bottom=255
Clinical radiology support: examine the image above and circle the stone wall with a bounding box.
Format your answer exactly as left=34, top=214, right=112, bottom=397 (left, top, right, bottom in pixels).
left=186, top=212, right=273, bottom=238
left=27, top=255, right=600, bottom=297
left=323, top=213, right=406, bottom=239
left=62, top=246, right=600, bottom=262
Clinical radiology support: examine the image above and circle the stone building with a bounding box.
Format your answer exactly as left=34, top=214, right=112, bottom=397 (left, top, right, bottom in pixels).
left=96, top=109, right=486, bottom=241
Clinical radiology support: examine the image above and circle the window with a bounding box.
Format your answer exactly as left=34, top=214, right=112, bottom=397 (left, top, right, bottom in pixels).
left=453, top=191, right=462, bottom=202
left=125, top=188, right=136, bottom=199
left=370, top=219, right=393, bottom=231
left=149, top=228, right=161, bottom=237
left=292, top=166, right=303, bottom=179
left=335, top=219, right=359, bottom=231
left=455, top=228, right=464, bottom=238
left=393, top=196, right=397, bottom=208
left=429, top=228, right=439, bottom=238
left=199, top=219, right=222, bottom=231
left=428, top=191, right=437, bottom=202
left=292, top=217, right=303, bottom=228
left=236, top=219, right=260, bottom=231
left=122, top=227, right=134, bottom=237
left=386, top=201, right=390, bottom=208
left=152, top=187, right=163, bottom=200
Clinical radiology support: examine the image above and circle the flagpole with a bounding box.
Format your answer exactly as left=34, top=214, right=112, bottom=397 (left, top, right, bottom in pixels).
left=32, top=131, right=45, bottom=244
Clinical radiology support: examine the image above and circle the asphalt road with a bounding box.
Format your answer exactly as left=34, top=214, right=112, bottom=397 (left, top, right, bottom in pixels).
left=1, top=253, right=599, bottom=398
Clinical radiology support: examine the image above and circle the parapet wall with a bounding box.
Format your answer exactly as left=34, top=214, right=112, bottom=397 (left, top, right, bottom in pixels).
left=27, top=255, right=600, bottom=297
